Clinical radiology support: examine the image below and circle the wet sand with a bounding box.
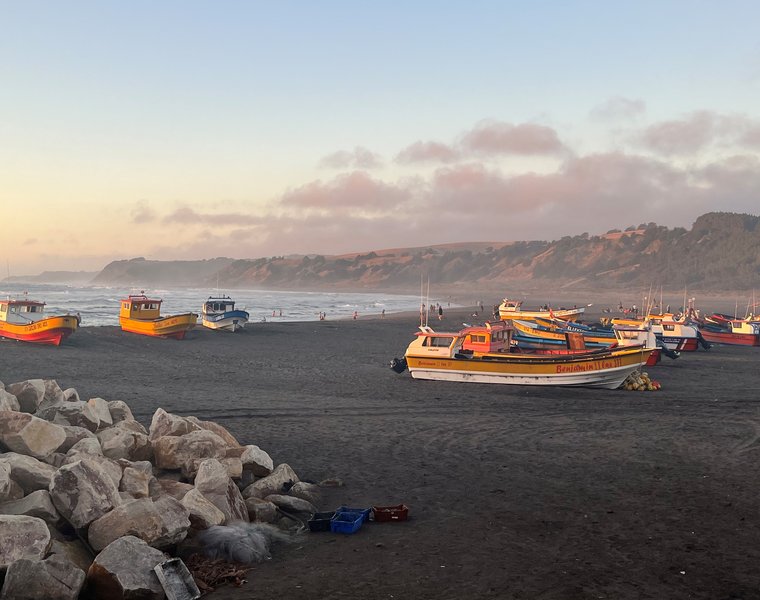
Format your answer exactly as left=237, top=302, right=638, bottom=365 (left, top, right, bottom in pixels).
left=2, top=305, right=760, bottom=600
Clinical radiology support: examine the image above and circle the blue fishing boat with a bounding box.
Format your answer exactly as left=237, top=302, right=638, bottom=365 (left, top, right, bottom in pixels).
left=201, top=296, right=249, bottom=332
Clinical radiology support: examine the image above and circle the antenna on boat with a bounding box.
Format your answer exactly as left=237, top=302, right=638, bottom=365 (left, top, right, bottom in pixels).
left=425, top=276, right=430, bottom=328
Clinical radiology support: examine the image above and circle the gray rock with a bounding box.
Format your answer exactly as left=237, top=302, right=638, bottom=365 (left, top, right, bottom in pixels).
left=48, top=537, right=94, bottom=574
left=97, top=422, right=152, bottom=462
left=181, top=488, right=225, bottom=529
left=152, top=496, right=191, bottom=548
left=67, top=437, right=103, bottom=456
left=62, top=388, right=80, bottom=402
left=49, top=459, right=121, bottom=529
left=36, top=400, right=100, bottom=432
left=0, top=462, right=13, bottom=502
left=38, top=379, right=66, bottom=411
left=107, top=400, right=135, bottom=424
left=0, top=389, right=20, bottom=412
left=0, top=515, right=51, bottom=569
left=264, top=493, right=317, bottom=515
left=152, top=429, right=229, bottom=477
left=245, top=496, right=278, bottom=523
left=120, top=463, right=155, bottom=499
left=0, top=489, right=62, bottom=526
left=148, top=407, right=200, bottom=441
left=86, top=535, right=167, bottom=600
left=194, top=458, right=249, bottom=524
left=55, top=425, right=97, bottom=453
left=240, top=444, right=274, bottom=477
left=0, top=554, right=85, bottom=600
left=0, top=412, right=66, bottom=459
left=242, top=463, right=299, bottom=499
left=63, top=451, right=122, bottom=489
left=186, top=416, right=240, bottom=447
left=0, top=452, right=58, bottom=494
left=289, top=481, right=321, bottom=504
left=5, top=380, right=45, bottom=413
left=86, top=397, right=113, bottom=429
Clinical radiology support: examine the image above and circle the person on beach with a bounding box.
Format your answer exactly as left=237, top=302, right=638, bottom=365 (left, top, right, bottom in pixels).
left=353, top=311, right=358, bottom=320
left=438, top=305, right=444, bottom=320
left=381, top=309, right=385, bottom=318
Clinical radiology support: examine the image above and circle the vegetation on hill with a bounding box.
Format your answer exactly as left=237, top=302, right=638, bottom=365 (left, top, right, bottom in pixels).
left=86, top=212, right=760, bottom=292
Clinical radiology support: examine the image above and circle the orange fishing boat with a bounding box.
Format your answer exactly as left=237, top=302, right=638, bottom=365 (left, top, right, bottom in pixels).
left=0, top=297, right=78, bottom=346
left=119, top=293, right=197, bottom=340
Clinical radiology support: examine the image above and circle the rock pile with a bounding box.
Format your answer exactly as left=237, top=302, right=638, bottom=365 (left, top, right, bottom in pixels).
left=0, top=378, right=319, bottom=599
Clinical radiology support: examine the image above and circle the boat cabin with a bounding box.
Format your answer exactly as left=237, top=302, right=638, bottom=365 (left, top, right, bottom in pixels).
left=203, top=297, right=235, bottom=315
left=499, top=299, right=523, bottom=313
left=460, top=321, right=512, bottom=353
left=120, top=294, right=162, bottom=321
left=0, top=299, right=46, bottom=324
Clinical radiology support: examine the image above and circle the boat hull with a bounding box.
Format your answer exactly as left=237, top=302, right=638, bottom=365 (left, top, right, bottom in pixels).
left=658, top=335, right=700, bottom=351
left=406, top=347, right=649, bottom=389
left=699, top=329, right=760, bottom=346
left=0, top=316, right=78, bottom=346
left=201, top=310, right=249, bottom=332
left=119, top=313, right=198, bottom=340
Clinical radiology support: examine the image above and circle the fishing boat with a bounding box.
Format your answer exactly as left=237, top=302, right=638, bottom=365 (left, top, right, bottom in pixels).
left=612, top=314, right=706, bottom=351
left=699, top=320, right=760, bottom=346
left=0, top=297, right=78, bottom=346
left=119, top=294, right=197, bottom=340
left=201, top=296, right=249, bottom=332
left=391, top=321, right=651, bottom=389
left=498, top=299, right=585, bottom=322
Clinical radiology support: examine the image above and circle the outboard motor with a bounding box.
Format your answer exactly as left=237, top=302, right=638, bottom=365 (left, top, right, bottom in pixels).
left=696, top=330, right=712, bottom=350
left=390, top=357, right=407, bottom=373
left=656, top=340, right=680, bottom=360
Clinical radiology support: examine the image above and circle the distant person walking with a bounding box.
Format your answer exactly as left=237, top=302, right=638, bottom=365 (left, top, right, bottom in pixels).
left=438, top=306, right=444, bottom=320
left=353, top=311, right=358, bottom=320
left=381, top=309, right=385, bottom=318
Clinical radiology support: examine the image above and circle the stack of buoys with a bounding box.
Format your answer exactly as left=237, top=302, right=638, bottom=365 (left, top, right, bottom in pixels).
left=620, top=370, right=661, bottom=391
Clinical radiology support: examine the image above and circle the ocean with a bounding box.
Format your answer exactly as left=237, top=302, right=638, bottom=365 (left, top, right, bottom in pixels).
left=0, top=284, right=432, bottom=327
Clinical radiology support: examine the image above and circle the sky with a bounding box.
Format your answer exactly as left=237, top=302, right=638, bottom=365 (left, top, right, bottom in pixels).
left=2, top=1, right=760, bottom=274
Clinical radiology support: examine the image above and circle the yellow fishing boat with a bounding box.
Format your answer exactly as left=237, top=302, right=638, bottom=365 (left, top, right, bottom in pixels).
left=119, top=294, right=197, bottom=340
left=498, top=298, right=585, bottom=321
left=0, top=297, right=78, bottom=346
left=391, top=321, right=651, bottom=389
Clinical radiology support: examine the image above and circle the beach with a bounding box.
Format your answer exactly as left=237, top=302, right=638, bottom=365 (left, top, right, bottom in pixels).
left=2, top=305, right=760, bottom=599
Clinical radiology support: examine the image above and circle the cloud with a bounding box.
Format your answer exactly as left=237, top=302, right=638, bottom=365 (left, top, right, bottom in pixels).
left=23, top=238, right=37, bottom=245
left=459, top=120, right=566, bottom=156
left=395, top=141, right=459, bottom=164
left=280, top=171, right=410, bottom=211
left=131, top=201, right=157, bottom=224
left=162, top=207, right=264, bottom=226
left=590, top=97, right=646, bottom=120
left=639, top=111, right=760, bottom=155
left=318, top=146, right=382, bottom=169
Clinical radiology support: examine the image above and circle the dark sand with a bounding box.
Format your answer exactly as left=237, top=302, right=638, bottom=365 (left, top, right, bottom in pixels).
left=2, top=305, right=760, bottom=600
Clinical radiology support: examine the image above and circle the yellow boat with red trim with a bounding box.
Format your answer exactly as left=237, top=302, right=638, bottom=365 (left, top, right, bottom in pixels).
left=119, top=294, right=197, bottom=340
left=0, top=298, right=78, bottom=346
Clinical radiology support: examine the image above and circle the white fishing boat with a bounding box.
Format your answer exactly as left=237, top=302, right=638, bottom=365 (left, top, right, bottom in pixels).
left=201, top=296, right=249, bottom=332
left=392, top=321, right=651, bottom=389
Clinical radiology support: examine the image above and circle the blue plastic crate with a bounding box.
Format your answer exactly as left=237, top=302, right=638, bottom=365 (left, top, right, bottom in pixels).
left=335, top=506, right=371, bottom=523
left=330, top=511, right=364, bottom=534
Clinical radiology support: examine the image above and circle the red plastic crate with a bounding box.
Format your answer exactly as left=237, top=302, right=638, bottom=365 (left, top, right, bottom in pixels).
left=372, top=504, right=409, bottom=522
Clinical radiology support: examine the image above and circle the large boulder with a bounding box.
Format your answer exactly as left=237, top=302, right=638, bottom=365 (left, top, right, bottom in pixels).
left=85, top=536, right=167, bottom=600
left=37, top=379, right=66, bottom=412
left=288, top=481, right=321, bottom=504
left=87, top=496, right=189, bottom=552
left=86, top=397, right=113, bottom=429
left=0, top=412, right=66, bottom=459
left=0, top=389, right=20, bottom=412
left=63, top=448, right=122, bottom=489
left=148, top=408, right=200, bottom=441
left=0, top=554, right=85, bottom=600
left=0, top=489, right=62, bottom=526
left=194, top=458, right=248, bottom=524
left=119, top=461, right=155, bottom=499
left=49, top=459, right=121, bottom=529
left=180, top=488, right=225, bottom=529
left=240, top=444, right=274, bottom=476
left=149, top=478, right=193, bottom=501
left=5, top=380, right=45, bottom=413
left=245, top=496, right=278, bottom=523
left=0, top=515, right=50, bottom=569
left=36, top=400, right=100, bottom=432
left=242, top=463, right=299, bottom=499
left=152, top=429, right=228, bottom=476
left=264, top=494, right=317, bottom=515
left=106, top=400, right=134, bottom=424
left=55, top=425, right=98, bottom=453
left=62, top=388, right=80, bottom=403
left=48, top=537, right=94, bottom=574
left=0, top=452, right=56, bottom=494
left=97, top=422, right=152, bottom=462
left=0, top=462, right=13, bottom=502
left=186, top=416, right=240, bottom=447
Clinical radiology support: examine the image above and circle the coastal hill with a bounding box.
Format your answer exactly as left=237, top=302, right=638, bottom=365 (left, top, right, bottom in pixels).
left=10, top=212, right=760, bottom=292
